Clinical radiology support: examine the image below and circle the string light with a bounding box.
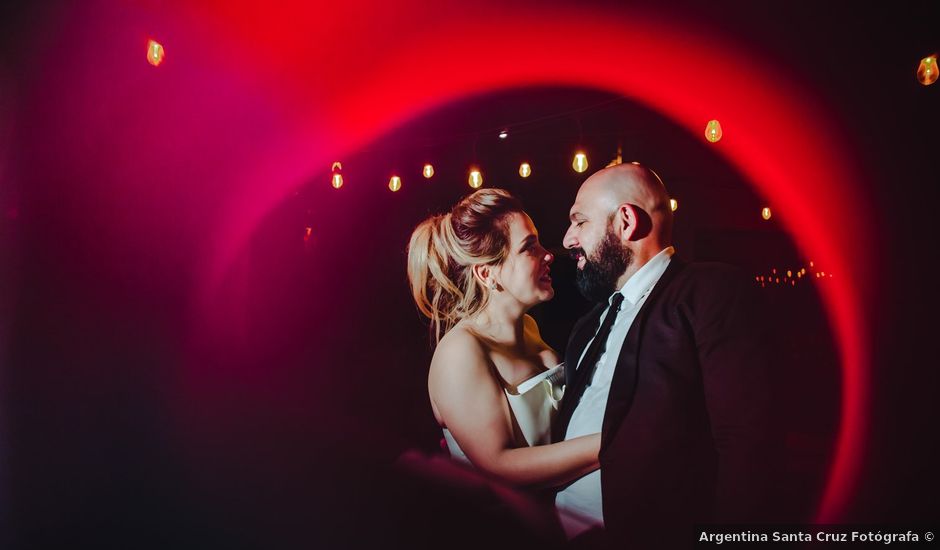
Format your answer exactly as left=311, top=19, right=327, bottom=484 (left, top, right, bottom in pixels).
left=705, top=119, right=722, bottom=143
left=669, top=198, right=678, bottom=212
left=422, top=164, right=434, bottom=179
left=331, top=161, right=343, bottom=189
left=389, top=175, right=402, bottom=192
left=761, top=207, right=772, bottom=220
left=917, top=55, right=938, bottom=86
left=304, top=227, right=313, bottom=243
left=756, top=262, right=832, bottom=288
left=146, top=39, right=165, bottom=67
left=498, top=129, right=509, bottom=139
left=468, top=168, right=483, bottom=189
left=519, top=162, right=532, bottom=178
left=572, top=152, right=588, bottom=173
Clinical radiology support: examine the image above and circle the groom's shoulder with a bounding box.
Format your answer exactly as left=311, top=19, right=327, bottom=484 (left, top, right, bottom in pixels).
left=670, top=259, right=754, bottom=294
left=671, top=262, right=755, bottom=301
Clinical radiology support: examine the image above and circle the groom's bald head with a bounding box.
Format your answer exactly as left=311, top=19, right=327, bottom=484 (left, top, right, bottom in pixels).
left=577, top=163, right=673, bottom=247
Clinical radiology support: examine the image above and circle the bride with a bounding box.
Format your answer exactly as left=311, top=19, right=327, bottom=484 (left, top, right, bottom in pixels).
left=407, top=188, right=600, bottom=487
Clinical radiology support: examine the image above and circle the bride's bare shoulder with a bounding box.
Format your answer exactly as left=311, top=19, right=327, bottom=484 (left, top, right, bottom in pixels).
left=432, top=325, right=486, bottom=366
left=428, top=325, right=491, bottom=382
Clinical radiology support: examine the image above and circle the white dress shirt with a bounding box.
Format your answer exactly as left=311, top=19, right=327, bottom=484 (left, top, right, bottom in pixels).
left=556, top=246, right=674, bottom=538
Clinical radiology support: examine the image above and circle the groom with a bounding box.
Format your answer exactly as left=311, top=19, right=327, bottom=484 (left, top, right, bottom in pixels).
left=553, top=163, right=771, bottom=547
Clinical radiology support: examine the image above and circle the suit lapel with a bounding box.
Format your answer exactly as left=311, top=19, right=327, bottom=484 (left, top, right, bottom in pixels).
left=553, top=302, right=604, bottom=442
left=600, top=258, right=685, bottom=452
left=565, top=303, right=605, bottom=386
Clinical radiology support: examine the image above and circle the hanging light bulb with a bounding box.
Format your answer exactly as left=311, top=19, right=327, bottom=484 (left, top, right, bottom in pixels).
left=572, top=152, right=588, bottom=173
left=331, top=161, right=343, bottom=189
left=519, top=162, right=532, bottom=178
left=705, top=120, right=722, bottom=143
left=917, top=55, right=938, bottom=86
left=422, top=164, right=434, bottom=179
left=389, top=175, right=402, bottom=192
left=669, top=198, right=678, bottom=212
left=147, top=39, right=165, bottom=67
left=468, top=169, right=483, bottom=189
left=761, top=207, right=772, bottom=220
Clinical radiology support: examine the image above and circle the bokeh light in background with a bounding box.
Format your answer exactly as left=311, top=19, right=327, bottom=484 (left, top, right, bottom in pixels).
left=572, top=151, right=588, bottom=173
left=916, top=55, right=937, bottom=85
left=468, top=168, right=483, bottom=188
left=331, top=162, right=344, bottom=189
left=705, top=119, right=723, bottom=143
left=146, top=38, right=164, bottom=66
left=519, top=162, right=532, bottom=178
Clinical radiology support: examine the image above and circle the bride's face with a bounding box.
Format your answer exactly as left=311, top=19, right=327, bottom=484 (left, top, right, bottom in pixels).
left=491, top=212, right=554, bottom=306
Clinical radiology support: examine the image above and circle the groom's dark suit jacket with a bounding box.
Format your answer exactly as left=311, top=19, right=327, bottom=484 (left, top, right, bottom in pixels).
left=553, top=257, right=772, bottom=545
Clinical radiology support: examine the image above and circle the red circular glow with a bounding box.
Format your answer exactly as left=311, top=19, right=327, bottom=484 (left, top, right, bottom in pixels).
left=191, top=5, right=871, bottom=522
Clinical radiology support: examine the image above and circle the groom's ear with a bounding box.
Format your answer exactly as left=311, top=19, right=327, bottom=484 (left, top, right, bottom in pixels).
left=616, top=203, right=652, bottom=242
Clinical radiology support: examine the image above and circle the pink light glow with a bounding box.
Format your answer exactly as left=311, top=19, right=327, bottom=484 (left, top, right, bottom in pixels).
left=176, top=5, right=871, bottom=522
left=25, top=1, right=871, bottom=523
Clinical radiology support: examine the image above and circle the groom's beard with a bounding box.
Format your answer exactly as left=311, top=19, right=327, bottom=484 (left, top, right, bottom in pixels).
left=574, top=229, right=632, bottom=303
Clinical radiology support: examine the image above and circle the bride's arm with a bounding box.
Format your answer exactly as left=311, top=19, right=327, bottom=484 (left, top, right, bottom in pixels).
left=429, top=329, right=600, bottom=488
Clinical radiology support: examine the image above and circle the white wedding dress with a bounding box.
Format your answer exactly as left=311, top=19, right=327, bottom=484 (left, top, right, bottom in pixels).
left=442, top=363, right=565, bottom=463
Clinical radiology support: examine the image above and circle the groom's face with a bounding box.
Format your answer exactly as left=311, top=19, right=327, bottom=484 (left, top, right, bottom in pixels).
left=567, top=215, right=632, bottom=303
left=565, top=183, right=633, bottom=303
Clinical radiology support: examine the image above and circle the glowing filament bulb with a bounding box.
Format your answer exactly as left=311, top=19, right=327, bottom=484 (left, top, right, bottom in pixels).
left=705, top=120, right=722, bottom=143
left=468, top=169, right=483, bottom=188
left=331, top=161, right=343, bottom=189
left=389, top=176, right=402, bottom=192
left=422, top=164, right=434, bottom=179
left=761, top=207, right=772, bottom=220
left=669, top=198, right=678, bottom=212
left=519, top=162, right=532, bottom=178
left=917, top=55, right=938, bottom=86
left=572, top=152, right=588, bottom=173
left=147, top=39, right=165, bottom=67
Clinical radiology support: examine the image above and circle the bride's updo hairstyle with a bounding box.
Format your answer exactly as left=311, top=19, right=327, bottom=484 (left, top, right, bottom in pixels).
left=407, top=188, right=524, bottom=344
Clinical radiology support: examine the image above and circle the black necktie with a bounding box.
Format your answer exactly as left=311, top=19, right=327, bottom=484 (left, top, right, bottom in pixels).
left=569, top=292, right=625, bottom=406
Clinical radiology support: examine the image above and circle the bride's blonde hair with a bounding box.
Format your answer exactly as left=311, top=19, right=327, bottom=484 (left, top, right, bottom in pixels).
left=407, top=188, right=524, bottom=345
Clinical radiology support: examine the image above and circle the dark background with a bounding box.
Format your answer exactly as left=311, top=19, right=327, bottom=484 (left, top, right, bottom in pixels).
left=1, top=1, right=937, bottom=548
